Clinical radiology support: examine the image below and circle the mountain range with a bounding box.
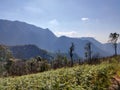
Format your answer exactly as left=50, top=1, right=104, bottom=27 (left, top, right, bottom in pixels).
left=0, top=19, right=120, bottom=58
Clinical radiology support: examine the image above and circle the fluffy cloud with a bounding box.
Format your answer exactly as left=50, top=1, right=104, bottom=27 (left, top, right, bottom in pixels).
left=81, top=18, right=89, bottom=21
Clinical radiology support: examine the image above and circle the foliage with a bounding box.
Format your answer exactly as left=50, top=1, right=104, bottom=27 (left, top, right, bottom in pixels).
left=0, top=45, right=13, bottom=76
left=0, top=58, right=119, bottom=90
left=6, top=57, right=50, bottom=76
left=0, top=45, right=12, bottom=61
left=0, top=56, right=50, bottom=77
left=51, top=51, right=69, bottom=69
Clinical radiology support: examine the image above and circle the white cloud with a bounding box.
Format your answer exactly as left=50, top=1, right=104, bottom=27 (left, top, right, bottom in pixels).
left=54, top=31, right=96, bottom=39
left=81, top=18, right=89, bottom=21
left=54, top=31, right=81, bottom=37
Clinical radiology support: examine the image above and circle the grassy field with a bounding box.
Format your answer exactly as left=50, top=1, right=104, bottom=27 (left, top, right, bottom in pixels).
left=0, top=56, right=120, bottom=90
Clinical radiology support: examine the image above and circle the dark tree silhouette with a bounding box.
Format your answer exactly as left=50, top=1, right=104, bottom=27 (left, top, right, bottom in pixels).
left=84, top=42, right=92, bottom=62
left=69, top=42, right=74, bottom=67
left=109, top=32, right=119, bottom=56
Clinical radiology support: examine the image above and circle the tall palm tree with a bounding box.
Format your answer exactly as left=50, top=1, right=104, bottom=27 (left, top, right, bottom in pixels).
left=109, top=32, right=119, bottom=56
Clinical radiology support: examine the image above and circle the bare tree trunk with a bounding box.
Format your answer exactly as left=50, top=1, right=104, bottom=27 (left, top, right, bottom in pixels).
left=70, top=54, right=73, bottom=67
left=114, top=43, right=117, bottom=56
left=88, top=43, right=92, bottom=62
left=71, top=57, right=73, bottom=67
left=69, top=42, right=74, bottom=67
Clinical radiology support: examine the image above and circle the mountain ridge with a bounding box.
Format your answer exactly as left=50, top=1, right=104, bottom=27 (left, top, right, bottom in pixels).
left=0, top=19, right=119, bottom=58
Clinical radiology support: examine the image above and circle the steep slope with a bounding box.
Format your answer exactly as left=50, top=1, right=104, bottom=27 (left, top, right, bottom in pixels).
left=0, top=19, right=57, bottom=51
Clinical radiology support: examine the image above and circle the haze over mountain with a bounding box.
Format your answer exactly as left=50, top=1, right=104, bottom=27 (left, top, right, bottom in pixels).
left=0, top=19, right=119, bottom=58
left=9, top=45, right=53, bottom=60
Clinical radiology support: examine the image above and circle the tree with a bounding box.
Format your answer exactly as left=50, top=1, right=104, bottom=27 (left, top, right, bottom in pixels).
left=109, top=32, right=119, bottom=56
left=0, top=45, right=13, bottom=76
left=0, top=45, right=12, bottom=61
left=51, top=50, right=69, bottom=69
left=84, top=42, right=92, bottom=62
left=69, top=42, right=74, bottom=67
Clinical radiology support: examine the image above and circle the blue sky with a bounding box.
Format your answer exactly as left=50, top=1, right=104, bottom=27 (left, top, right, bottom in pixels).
left=0, top=0, right=120, bottom=43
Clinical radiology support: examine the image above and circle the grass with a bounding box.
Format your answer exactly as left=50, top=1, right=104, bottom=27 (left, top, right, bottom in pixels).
left=0, top=56, right=120, bottom=90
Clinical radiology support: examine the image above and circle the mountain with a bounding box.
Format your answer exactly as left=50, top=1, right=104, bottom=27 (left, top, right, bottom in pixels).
left=81, top=37, right=120, bottom=56
left=53, top=36, right=110, bottom=57
left=103, top=42, right=120, bottom=55
left=0, top=19, right=56, bottom=51
left=0, top=19, right=119, bottom=58
left=9, top=45, right=53, bottom=60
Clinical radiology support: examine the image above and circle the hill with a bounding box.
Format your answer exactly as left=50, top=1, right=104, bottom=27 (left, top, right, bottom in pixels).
left=0, top=56, right=120, bottom=90
left=9, top=44, right=53, bottom=60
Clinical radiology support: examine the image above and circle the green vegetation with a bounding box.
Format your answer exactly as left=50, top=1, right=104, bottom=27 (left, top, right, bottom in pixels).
left=0, top=45, right=13, bottom=62
left=0, top=32, right=120, bottom=90
left=0, top=56, right=120, bottom=90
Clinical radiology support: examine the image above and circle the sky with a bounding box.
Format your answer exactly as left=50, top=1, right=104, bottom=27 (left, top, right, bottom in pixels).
left=0, top=0, right=120, bottom=43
